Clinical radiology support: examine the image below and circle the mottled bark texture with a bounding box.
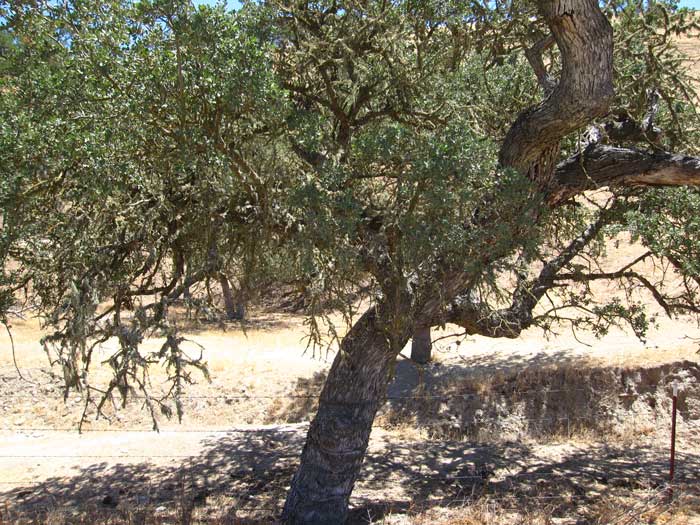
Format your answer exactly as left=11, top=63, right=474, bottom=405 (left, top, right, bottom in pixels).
left=281, top=1, right=681, bottom=523
left=550, top=145, right=700, bottom=204
left=282, top=307, right=409, bottom=524
left=499, top=0, right=614, bottom=188
left=410, top=326, right=432, bottom=364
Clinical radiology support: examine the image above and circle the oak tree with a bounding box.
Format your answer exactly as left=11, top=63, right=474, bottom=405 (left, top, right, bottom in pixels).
left=2, top=1, right=700, bottom=523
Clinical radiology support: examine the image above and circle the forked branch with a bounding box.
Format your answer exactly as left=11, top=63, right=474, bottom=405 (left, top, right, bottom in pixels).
left=524, top=34, right=556, bottom=94
left=439, top=206, right=617, bottom=338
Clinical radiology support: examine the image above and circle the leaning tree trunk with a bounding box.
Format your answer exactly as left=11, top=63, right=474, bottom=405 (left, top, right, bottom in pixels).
left=410, top=326, right=432, bottom=364
left=282, top=307, right=409, bottom=524
left=282, top=2, right=616, bottom=523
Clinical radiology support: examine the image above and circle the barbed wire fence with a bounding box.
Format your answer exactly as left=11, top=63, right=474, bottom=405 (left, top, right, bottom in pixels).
left=0, top=370, right=698, bottom=521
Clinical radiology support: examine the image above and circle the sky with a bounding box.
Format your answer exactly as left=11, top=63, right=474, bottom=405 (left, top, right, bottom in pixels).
left=193, top=0, right=241, bottom=7
left=193, top=0, right=700, bottom=9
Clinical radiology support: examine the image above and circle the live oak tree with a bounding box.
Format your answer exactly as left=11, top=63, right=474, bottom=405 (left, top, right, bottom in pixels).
left=2, top=0, right=700, bottom=523
left=275, top=2, right=700, bottom=522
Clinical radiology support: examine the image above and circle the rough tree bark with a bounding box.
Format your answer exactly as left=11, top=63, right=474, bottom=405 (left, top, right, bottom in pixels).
left=550, top=145, right=700, bottom=204
left=499, top=0, right=613, bottom=185
left=282, top=306, right=410, bottom=524
left=410, top=326, right=432, bottom=364
left=280, top=1, right=671, bottom=523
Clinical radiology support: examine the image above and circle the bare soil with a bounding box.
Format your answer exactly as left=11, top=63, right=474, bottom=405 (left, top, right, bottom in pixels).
left=1, top=306, right=699, bottom=524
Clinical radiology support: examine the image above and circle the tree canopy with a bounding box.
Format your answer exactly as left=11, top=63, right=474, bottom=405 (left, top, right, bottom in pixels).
left=2, top=0, right=700, bottom=522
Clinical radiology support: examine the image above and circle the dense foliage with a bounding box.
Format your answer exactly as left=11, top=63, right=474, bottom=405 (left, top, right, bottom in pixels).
left=1, top=0, right=699, bottom=427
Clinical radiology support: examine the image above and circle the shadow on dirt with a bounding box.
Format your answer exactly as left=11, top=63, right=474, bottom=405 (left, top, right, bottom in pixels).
left=267, top=350, right=700, bottom=443
left=2, top=352, right=699, bottom=524
left=2, top=424, right=699, bottom=524
left=384, top=352, right=700, bottom=440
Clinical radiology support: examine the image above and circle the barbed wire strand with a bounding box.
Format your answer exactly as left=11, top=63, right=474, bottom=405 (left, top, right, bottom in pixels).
left=5, top=415, right=690, bottom=433
left=0, top=389, right=646, bottom=400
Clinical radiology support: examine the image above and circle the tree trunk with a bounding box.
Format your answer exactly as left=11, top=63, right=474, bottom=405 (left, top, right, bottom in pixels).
left=183, top=276, right=191, bottom=301
left=410, top=326, right=431, bottom=364
left=234, top=299, right=246, bottom=321
left=282, top=307, right=408, bottom=524
left=219, top=274, right=239, bottom=320
left=499, top=0, right=614, bottom=187
left=282, top=2, right=618, bottom=522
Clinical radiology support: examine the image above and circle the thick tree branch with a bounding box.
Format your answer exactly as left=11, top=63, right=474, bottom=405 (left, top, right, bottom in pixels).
left=551, top=144, right=700, bottom=204
left=439, top=208, right=614, bottom=338
left=499, top=0, right=614, bottom=186
left=524, top=34, right=556, bottom=94
left=444, top=295, right=524, bottom=339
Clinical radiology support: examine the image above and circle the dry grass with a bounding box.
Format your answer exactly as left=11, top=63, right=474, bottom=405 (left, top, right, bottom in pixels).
left=677, top=28, right=700, bottom=80
left=7, top=489, right=695, bottom=525
left=3, top=482, right=698, bottom=525
left=389, top=490, right=700, bottom=525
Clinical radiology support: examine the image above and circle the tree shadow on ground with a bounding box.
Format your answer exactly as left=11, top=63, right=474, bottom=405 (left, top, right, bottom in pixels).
left=268, top=349, right=700, bottom=445
left=2, top=351, right=698, bottom=523
left=2, top=424, right=698, bottom=524
left=266, top=348, right=600, bottom=429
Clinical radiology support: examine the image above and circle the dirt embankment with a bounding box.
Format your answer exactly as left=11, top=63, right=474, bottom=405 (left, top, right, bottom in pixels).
left=374, top=359, right=700, bottom=443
